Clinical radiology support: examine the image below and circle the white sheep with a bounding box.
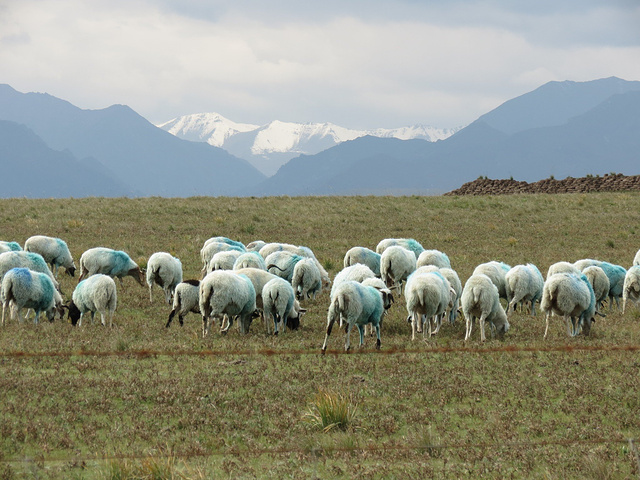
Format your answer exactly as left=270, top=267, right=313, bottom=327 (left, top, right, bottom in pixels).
left=414, top=266, right=462, bottom=325
left=233, top=251, right=267, bottom=271
left=582, top=266, right=610, bottom=314
left=1, top=267, right=63, bottom=325
left=405, top=271, right=455, bottom=340
left=0, top=241, right=22, bottom=253
left=321, top=280, right=393, bottom=352
left=203, top=236, right=246, bottom=251
left=68, top=274, right=117, bottom=327
left=573, top=258, right=601, bottom=272
left=461, top=274, right=509, bottom=342
left=199, top=270, right=257, bottom=337
left=207, top=250, right=243, bottom=273
left=0, top=251, right=59, bottom=291
left=78, top=247, right=144, bottom=286
left=622, top=266, right=640, bottom=314
left=146, top=252, right=183, bottom=304
left=262, top=277, right=306, bottom=335
left=380, top=246, right=417, bottom=294
left=260, top=243, right=331, bottom=290
left=376, top=238, right=425, bottom=259
left=546, top=261, right=580, bottom=279
left=343, top=247, right=381, bottom=276
left=200, top=241, right=245, bottom=275
left=541, top=273, right=596, bottom=338
left=265, top=251, right=305, bottom=283
left=634, top=249, right=640, bottom=266
left=24, top=235, right=76, bottom=278
left=416, top=249, right=451, bottom=269
left=472, top=261, right=511, bottom=301
left=598, top=262, right=627, bottom=311
left=291, top=257, right=323, bottom=300
left=246, top=240, right=266, bottom=252
left=166, top=280, right=201, bottom=328
left=505, top=264, right=544, bottom=316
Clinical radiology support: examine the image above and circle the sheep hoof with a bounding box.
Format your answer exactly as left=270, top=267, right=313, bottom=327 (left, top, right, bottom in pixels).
left=320, top=348, right=326, bottom=355
left=376, top=340, right=381, bottom=350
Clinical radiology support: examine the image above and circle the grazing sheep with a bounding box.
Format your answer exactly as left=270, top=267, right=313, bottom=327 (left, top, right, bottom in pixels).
left=598, top=262, right=626, bottom=311
left=546, top=261, right=580, bottom=279
left=541, top=273, right=596, bottom=338
left=78, top=247, right=144, bottom=286
left=200, top=241, right=245, bottom=275
left=634, top=249, right=640, bottom=266
left=199, top=270, right=257, bottom=337
left=207, top=250, right=243, bottom=273
left=343, top=247, right=381, bottom=276
left=68, top=274, right=117, bottom=327
left=416, top=249, right=451, bottom=269
left=260, top=243, right=331, bottom=290
left=262, top=277, right=306, bottom=335
left=0, top=251, right=59, bottom=291
left=405, top=271, right=455, bottom=340
left=505, top=264, right=544, bottom=316
left=0, top=241, right=22, bottom=253
left=440, top=267, right=463, bottom=325
left=461, top=274, right=509, bottom=342
left=246, top=240, right=266, bottom=252
left=472, top=261, right=511, bottom=301
left=331, top=264, right=377, bottom=297
left=24, top=235, right=76, bottom=277
left=321, top=280, right=393, bottom=352
left=1, top=268, right=63, bottom=325
left=292, top=257, right=323, bottom=300
left=623, top=266, right=640, bottom=314
left=203, top=236, right=246, bottom=251
left=380, top=246, right=417, bottom=294
left=582, top=266, right=610, bottom=314
left=573, top=258, right=601, bottom=272
left=166, top=280, right=201, bottom=328
left=376, top=238, right=424, bottom=259
left=146, top=252, right=183, bottom=304
left=233, top=251, right=267, bottom=271
left=265, top=251, right=305, bottom=283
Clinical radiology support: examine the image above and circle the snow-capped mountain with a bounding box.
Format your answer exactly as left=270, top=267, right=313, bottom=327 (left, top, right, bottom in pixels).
left=158, top=113, right=462, bottom=176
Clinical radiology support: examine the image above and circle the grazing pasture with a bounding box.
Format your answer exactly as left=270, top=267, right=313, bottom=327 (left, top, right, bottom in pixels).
left=0, top=194, right=639, bottom=479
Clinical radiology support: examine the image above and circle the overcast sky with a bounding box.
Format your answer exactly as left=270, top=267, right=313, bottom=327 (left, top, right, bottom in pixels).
left=1, top=0, right=639, bottom=129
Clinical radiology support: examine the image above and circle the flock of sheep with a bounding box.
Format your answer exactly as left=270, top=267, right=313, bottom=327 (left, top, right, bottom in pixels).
left=1, top=235, right=640, bottom=351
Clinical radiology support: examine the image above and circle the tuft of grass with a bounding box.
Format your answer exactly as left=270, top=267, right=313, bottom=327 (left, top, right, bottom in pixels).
left=303, top=389, right=359, bottom=433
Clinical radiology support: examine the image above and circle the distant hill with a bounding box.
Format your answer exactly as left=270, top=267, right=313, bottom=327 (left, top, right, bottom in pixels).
left=0, top=85, right=265, bottom=197
left=0, top=120, right=133, bottom=197
left=158, top=112, right=461, bottom=177
left=247, top=77, right=640, bottom=196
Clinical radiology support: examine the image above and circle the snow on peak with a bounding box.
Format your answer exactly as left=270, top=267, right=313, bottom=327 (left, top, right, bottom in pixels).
left=158, top=112, right=259, bottom=147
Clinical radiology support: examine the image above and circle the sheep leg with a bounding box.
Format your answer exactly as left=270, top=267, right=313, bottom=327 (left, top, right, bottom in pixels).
left=78, top=312, right=84, bottom=327
left=411, top=314, right=418, bottom=341
left=357, top=324, right=365, bottom=348
left=321, top=314, right=336, bottom=352
left=166, top=308, right=177, bottom=328
left=100, top=312, right=106, bottom=326
left=1, top=301, right=8, bottom=326
left=479, top=313, right=488, bottom=342
left=344, top=323, right=354, bottom=351
left=202, top=315, right=209, bottom=337
left=375, top=324, right=381, bottom=350
left=464, top=315, right=473, bottom=341
left=164, top=287, right=172, bottom=305
left=108, top=311, right=114, bottom=328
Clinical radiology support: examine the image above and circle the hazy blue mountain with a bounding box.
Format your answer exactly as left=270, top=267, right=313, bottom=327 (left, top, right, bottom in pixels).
left=0, top=120, right=133, bottom=198
left=0, top=85, right=265, bottom=197
left=477, top=76, right=640, bottom=134
left=248, top=77, right=640, bottom=196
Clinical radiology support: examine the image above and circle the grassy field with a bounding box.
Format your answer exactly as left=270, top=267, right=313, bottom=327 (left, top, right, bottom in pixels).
left=0, top=193, right=639, bottom=479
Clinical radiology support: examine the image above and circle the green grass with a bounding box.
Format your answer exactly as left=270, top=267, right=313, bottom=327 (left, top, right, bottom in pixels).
left=0, top=193, right=639, bottom=478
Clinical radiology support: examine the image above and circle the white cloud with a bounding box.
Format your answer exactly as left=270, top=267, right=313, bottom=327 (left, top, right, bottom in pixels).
left=1, top=0, right=639, bottom=129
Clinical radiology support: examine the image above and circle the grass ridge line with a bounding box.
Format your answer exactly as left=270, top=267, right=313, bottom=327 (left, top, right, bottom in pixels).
left=1, top=344, right=640, bottom=358
left=0, top=436, right=632, bottom=465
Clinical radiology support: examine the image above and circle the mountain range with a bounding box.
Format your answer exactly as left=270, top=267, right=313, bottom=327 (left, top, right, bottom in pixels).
left=0, top=76, right=638, bottom=198
left=0, top=84, right=265, bottom=197
left=158, top=114, right=461, bottom=176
